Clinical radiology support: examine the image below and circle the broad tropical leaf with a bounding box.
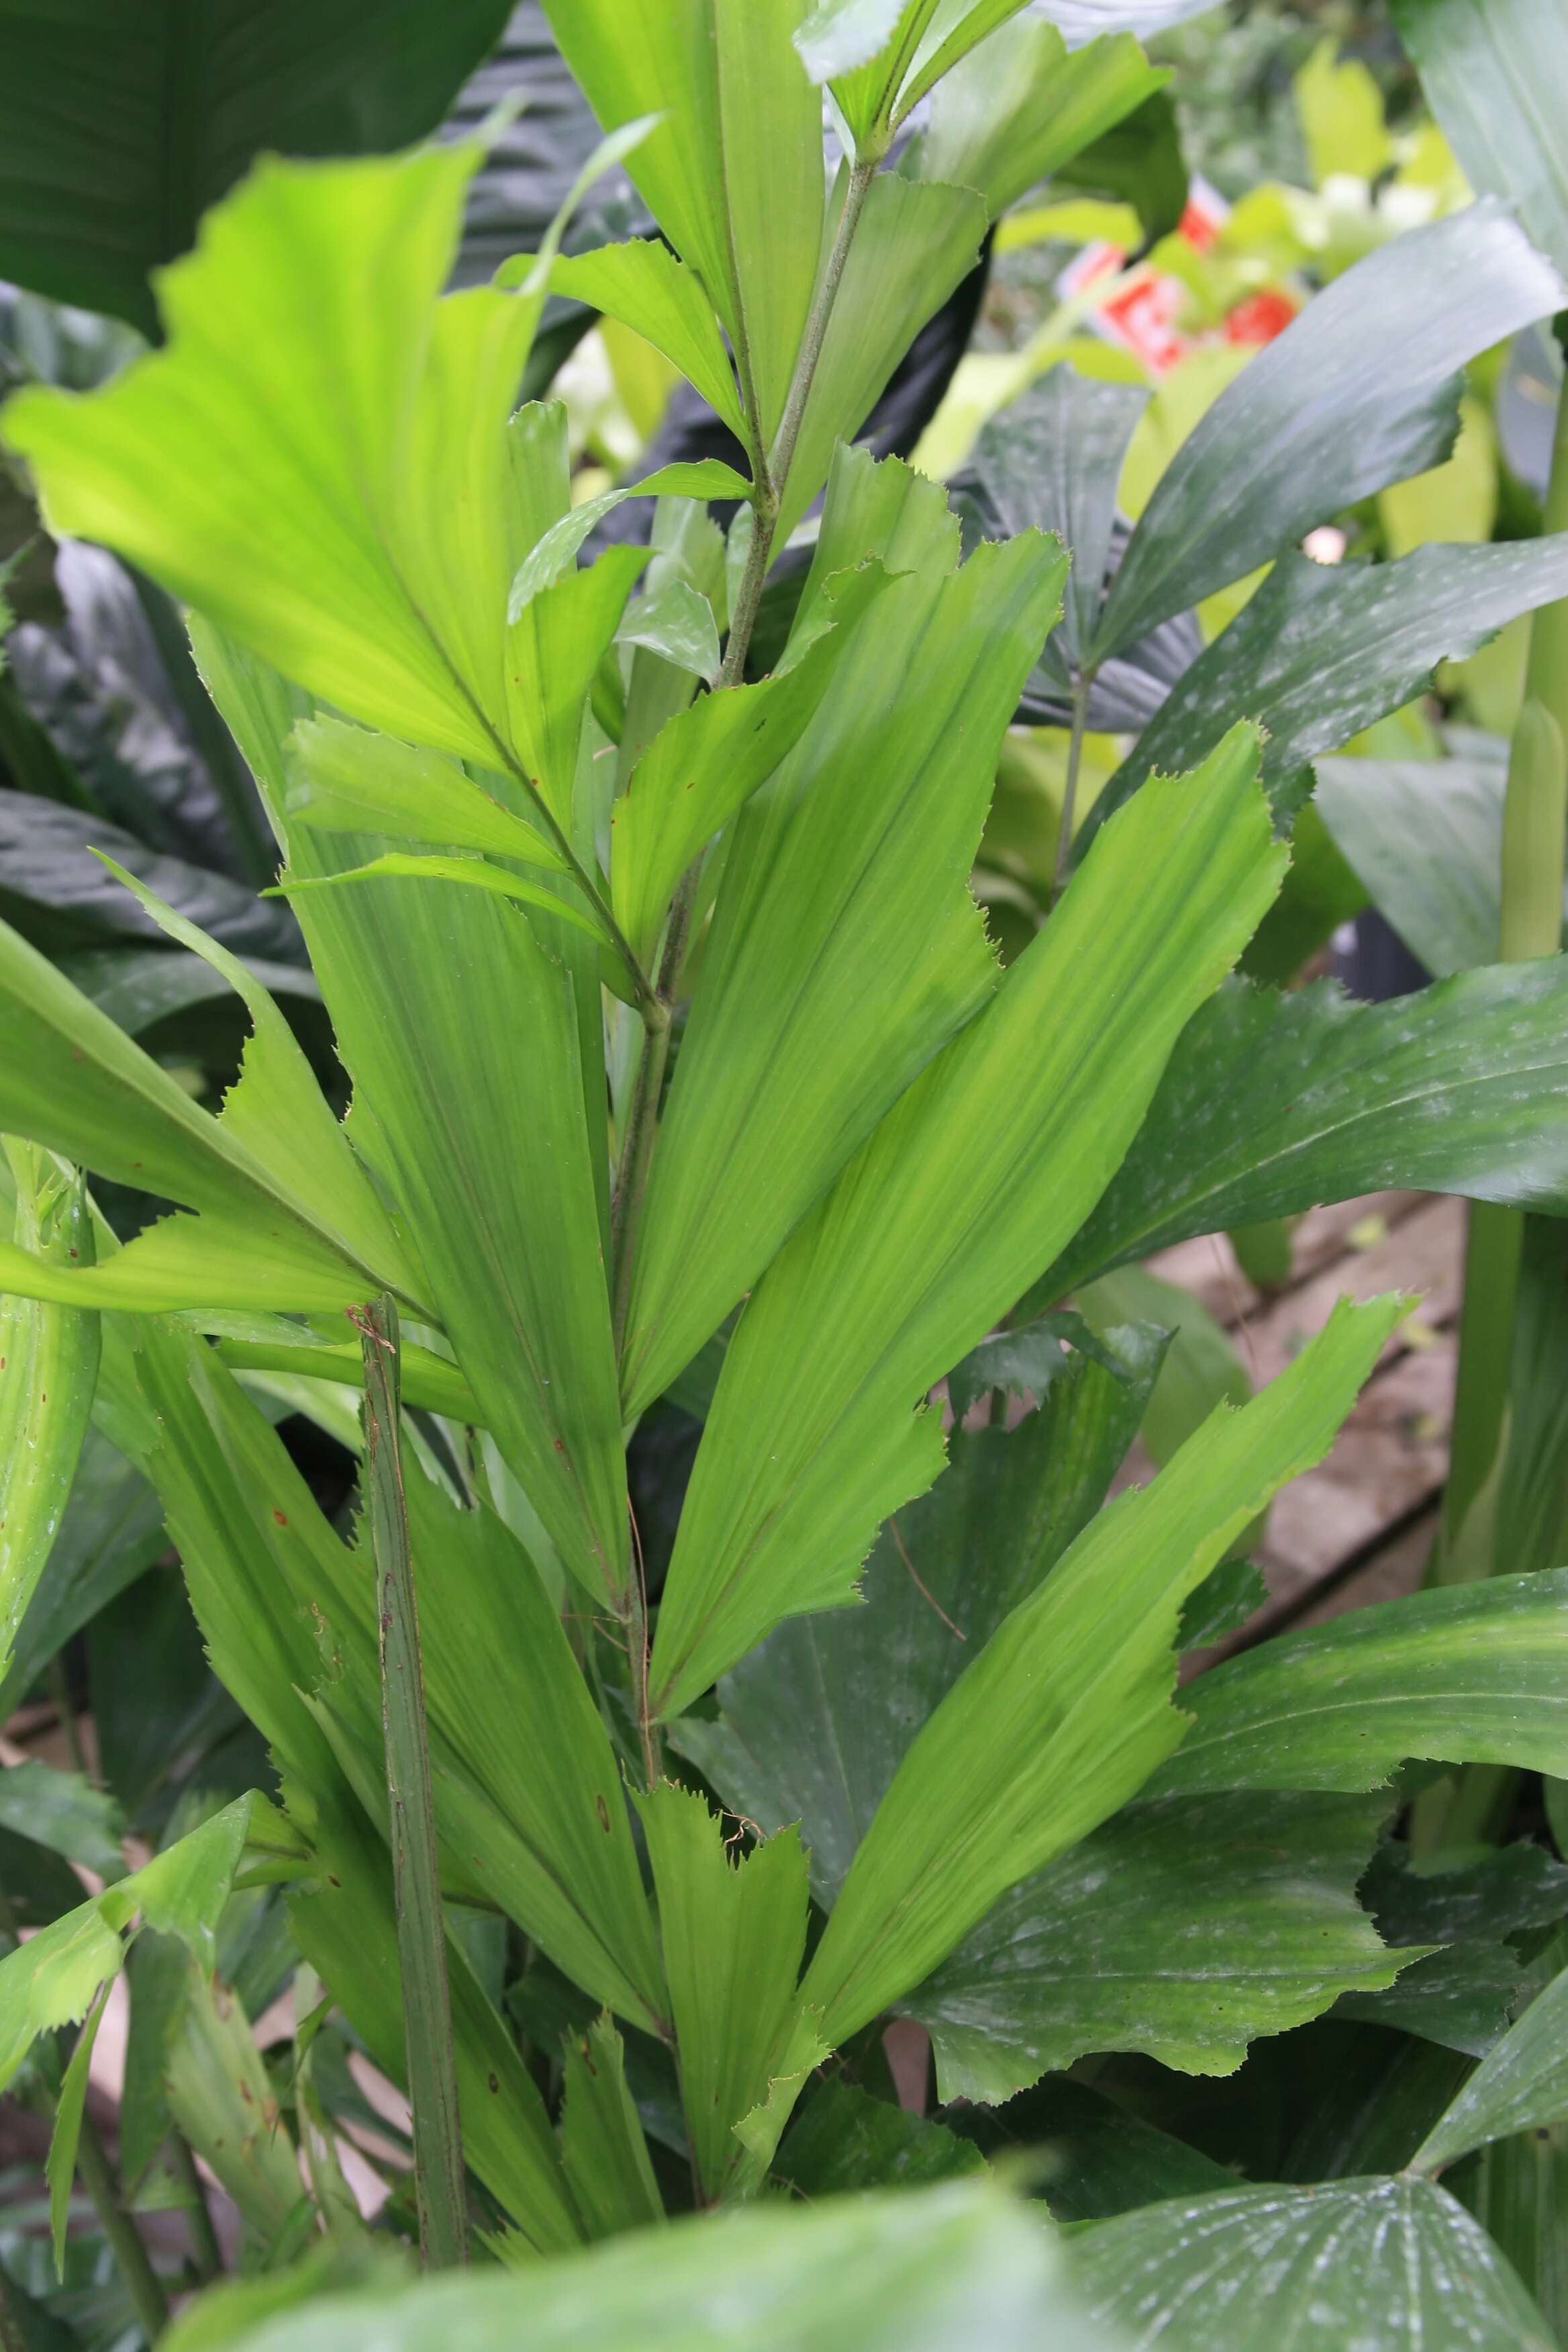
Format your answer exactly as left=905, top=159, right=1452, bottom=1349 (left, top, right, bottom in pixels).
left=551, top=242, right=748, bottom=444
left=1391, top=0, right=1568, bottom=278
left=1090, top=200, right=1567, bottom=658
left=791, top=1295, right=1399, bottom=2054
left=1073, top=2176, right=1554, bottom=2351
left=904, top=1789, right=1406, bottom=2101
left=1040, top=962, right=1568, bottom=1302
left=648, top=724, right=1285, bottom=1718
left=1150, top=1568, right=1568, bottom=1798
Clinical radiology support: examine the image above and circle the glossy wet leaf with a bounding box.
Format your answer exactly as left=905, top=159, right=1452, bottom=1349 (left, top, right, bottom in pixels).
left=0, top=0, right=513, bottom=334
left=961, top=365, right=1148, bottom=683
left=1101, top=539, right=1568, bottom=830
left=673, top=1326, right=1163, bottom=1902
left=905, top=1789, right=1406, bottom=2102
left=0, top=1142, right=98, bottom=1672
left=1391, top=0, right=1568, bottom=278
left=1316, top=747, right=1513, bottom=979
left=622, top=527, right=1065, bottom=1421
left=1416, top=1956, right=1568, bottom=2175
left=793, top=1295, right=1398, bottom=2053
left=1151, top=1567, right=1568, bottom=1798
left=649, top=725, right=1284, bottom=1719
left=1074, top=2175, right=1554, bottom=2351
left=1041, top=963, right=1568, bottom=1302
left=1091, top=200, right=1567, bottom=658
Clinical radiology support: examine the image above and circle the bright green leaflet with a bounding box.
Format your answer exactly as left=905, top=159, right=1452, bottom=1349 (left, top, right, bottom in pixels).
left=5, top=143, right=546, bottom=771
left=904, top=1788, right=1406, bottom=2102
left=144, top=1329, right=665, bottom=2030
left=164, top=1960, right=307, bottom=2251
left=918, top=20, right=1165, bottom=220
left=673, top=1326, right=1164, bottom=1902
left=0, top=915, right=417, bottom=1316
left=1074, top=2176, right=1555, bottom=2352
left=636, top=1785, right=814, bottom=2201
left=128, top=1319, right=581, bottom=2247
left=0, top=1796, right=255, bottom=2088
left=1315, top=750, right=1514, bottom=979
left=0, top=0, right=513, bottom=334
left=777, top=2079, right=985, bottom=2196
left=1150, top=1567, right=1568, bottom=1798
left=199, top=629, right=631, bottom=1613
left=1091, top=199, right=1567, bottom=659
left=649, top=724, right=1287, bottom=1720
left=283, top=719, right=569, bottom=871
left=559, top=2017, right=666, bottom=2241
left=274, top=852, right=611, bottom=947
left=622, top=528, right=1066, bottom=1420
left=793, top=1294, right=1400, bottom=2053
left=773, top=174, right=989, bottom=547
left=1391, top=0, right=1568, bottom=279
left=801, top=0, right=1031, bottom=149
left=217, top=2180, right=1107, bottom=2352
left=0, top=1144, right=98, bottom=1673
left=540, top=0, right=823, bottom=448
left=1039, top=963, right=1568, bottom=1304
left=46, top=1991, right=107, bottom=2276
left=551, top=242, right=748, bottom=444
left=609, top=559, right=893, bottom=969
left=1077, top=1265, right=1251, bottom=1471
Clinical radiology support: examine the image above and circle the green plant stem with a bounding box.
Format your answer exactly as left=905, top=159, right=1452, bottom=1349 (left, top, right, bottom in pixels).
left=73, top=2110, right=170, bottom=2342
left=47, top=1652, right=90, bottom=1781
left=1054, top=675, right=1092, bottom=895
left=1436, top=381, right=1568, bottom=1575
left=170, top=2133, right=222, bottom=2284
left=356, top=1293, right=469, bottom=2272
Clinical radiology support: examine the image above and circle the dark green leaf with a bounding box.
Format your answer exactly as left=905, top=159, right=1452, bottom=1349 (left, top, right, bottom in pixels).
left=1391, top=0, right=1568, bottom=278
left=1315, top=748, right=1510, bottom=981
left=0, top=0, right=514, bottom=336
left=1150, top=1568, right=1568, bottom=1800
left=905, top=1790, right=1403, bottom=2100
left=558, top=2016, right=665, bottom=2241
left=1103, top=539, right=1568, bottom=833
left=997, top=2077, right=1236, bottom=2224
left=1335, top=1942, right=1529, bottom=2060
left=0, top=1764, right=124, bottom=1884
left=1179, top=1557, right=1266, bottom=1650
left=777, top=2079, right=985, bottom=2194
left=1415, top=1955, right=1568, bottom=2174
left=1362, top=1839, right=1568, bottom=1951
left=917, top=23, right=1166, bottom=225
left=0, top=793, right=298, bottom=963
left=1074, top=2175, right=1555, bottom=2350
left=1093, top=201, right=1567, bottom=658
left=1040, top=964, right=1568, bottom=1303
left=1050, top=84, right=1188, bottom=244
